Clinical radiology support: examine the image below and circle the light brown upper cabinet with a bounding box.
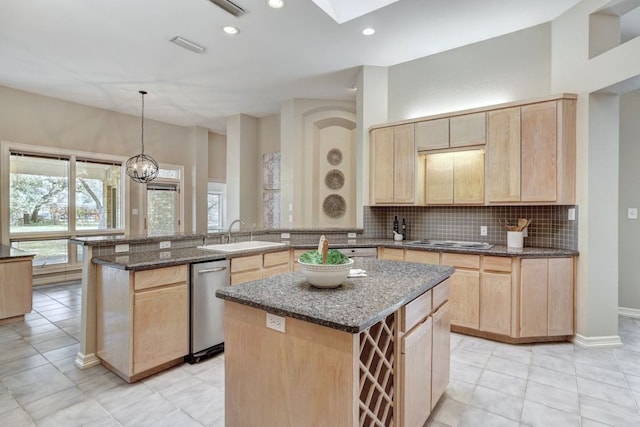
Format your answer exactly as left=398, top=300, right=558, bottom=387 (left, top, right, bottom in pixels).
left=450, top=112, right=486, bottom=147
left=415, top=118, right=449, bottom=150
left=487, top=107, right=521, bottom=202
left=487, top=98, right=576, bottom=204
left=425, top=153, right=454, bottom=204
left=373, top=94, right=576, bottom=206
left=370, top=124, right=416, bottom=204
left=415, top=113, right=485, bottom=151
left=424, top=150, right=484, bottom=205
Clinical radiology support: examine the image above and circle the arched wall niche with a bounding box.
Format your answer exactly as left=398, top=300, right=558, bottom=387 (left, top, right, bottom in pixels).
left=301, top=107, right=357, bottom=227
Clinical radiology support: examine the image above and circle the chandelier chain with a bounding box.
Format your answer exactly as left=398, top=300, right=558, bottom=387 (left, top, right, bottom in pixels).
left=140, top=90, right=146, bottom=155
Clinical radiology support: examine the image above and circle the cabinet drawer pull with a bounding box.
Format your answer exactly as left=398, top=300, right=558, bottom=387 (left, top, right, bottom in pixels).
left=432, top=305, right=450, bottom=321
left=198, top=267, right=228, bottom=274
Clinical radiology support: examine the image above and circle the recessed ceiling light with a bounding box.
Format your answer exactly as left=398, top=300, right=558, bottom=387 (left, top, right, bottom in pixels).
left=169, top=36, right=207, bottom=53
left=267, top=0, right=285, bottom=8
left=222, top=26, right=240, bottom=35
left=362, top=27, right=375, bottom=36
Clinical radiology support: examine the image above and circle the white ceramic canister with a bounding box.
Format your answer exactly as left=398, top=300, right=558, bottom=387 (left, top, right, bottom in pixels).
left=507, top=231, right=524, bottom=249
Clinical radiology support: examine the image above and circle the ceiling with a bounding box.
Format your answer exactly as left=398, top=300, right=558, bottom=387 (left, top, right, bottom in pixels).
left=0, top=0, right=582, bottom=134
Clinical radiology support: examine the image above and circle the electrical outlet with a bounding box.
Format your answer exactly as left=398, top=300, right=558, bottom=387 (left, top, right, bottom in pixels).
left=568, top=208, right=576, bottom=221
left=347, top=232, right=357, bottom=238
left=159, top=241, right=171, bottom=249
left=281, top=233, right=291, bottom=239
left=115, top=244, right=129, bottom=253
left=480, top=226, right=487, bottom=236
left=266, top=313, right=285, bottom=333
left=628, top=208, right=638, bottom=220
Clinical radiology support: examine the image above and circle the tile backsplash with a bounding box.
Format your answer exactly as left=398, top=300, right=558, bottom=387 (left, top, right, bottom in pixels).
left=363, top=205, right=578, bottom=250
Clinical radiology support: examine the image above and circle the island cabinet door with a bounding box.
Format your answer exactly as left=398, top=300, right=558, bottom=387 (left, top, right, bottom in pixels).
left=132, top=284, right=189, bottom=374
left=431, top=301, right=451, bottom=410
left=400, top=316, right=433, bottom=427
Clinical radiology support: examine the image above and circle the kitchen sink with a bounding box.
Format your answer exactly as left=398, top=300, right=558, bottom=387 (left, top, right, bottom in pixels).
left=405, top=239, right=494, bottom=250
left=197, top=241, right=287, bottom=253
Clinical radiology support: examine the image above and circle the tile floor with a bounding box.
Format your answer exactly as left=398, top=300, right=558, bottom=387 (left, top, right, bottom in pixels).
left=1, top=281, right=639, bottom=426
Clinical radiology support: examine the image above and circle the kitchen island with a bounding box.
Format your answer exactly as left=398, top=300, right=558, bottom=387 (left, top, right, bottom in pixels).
left=216, top=258, right=454, bottom=427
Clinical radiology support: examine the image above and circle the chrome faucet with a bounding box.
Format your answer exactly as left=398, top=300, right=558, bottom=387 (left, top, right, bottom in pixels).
left=227, top=219, right=246, bottom=243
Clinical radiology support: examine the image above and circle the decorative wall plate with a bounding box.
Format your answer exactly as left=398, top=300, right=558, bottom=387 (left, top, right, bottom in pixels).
left=325, top=169, right=345, bottom=190
left=323, top=194, right=346, bottom=218
left=326, top=148, right=343, bottom=166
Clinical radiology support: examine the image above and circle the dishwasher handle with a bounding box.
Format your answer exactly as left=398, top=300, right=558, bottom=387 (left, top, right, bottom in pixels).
left=197, top=266, right=228, bottom=274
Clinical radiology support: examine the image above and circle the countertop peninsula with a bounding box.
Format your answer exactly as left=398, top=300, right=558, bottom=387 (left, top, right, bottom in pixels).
left=0, top=245, right=35, bottom=260
left=216, top=257, right=454, bottom=333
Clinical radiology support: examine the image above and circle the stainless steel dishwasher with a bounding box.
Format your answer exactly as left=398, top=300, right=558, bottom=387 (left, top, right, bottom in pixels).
left=187, top=259, right=229, bottom=363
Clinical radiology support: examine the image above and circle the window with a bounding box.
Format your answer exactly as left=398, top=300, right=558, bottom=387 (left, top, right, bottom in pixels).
left=207, top=182, right=226, bottom=230
left=76, top=159, right=122, bottom=230
left=6, top=148, right=126, bottom=270
left=9, top=154, right=70, bottom=234
left=208, top=192, right=223, bottom=230
left=146, top=182, right=179, bottom=236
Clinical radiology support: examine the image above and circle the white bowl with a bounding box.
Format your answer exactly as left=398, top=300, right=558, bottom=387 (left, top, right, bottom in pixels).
left=298, top=258, right=354, bottom=288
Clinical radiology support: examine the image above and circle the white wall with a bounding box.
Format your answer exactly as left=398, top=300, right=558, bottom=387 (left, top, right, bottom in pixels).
left=0, top=85, right=206, bottom=236
left=208, top=132, right=227, bottom=182
left=619, top=89, right=640, bottom=313
left=551, top=0, right=640, bottom=343
left=388, top=23, right=552, bottom=120
left=357, top=66, right=389, bottom=212
left=226, top=114, right=260, bottom=229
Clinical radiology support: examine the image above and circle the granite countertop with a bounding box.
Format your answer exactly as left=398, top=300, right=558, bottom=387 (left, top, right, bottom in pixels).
left=91, top=238, right=577, bottom=270
left=92, top=247, right=228, bottom=270
left=215, top=258, right=454, bottom=333
left=395, top=242, right=578, bottom=257
left=0, top=245, right=35, bottom=261
left=70, top=233, right=205, bottom=247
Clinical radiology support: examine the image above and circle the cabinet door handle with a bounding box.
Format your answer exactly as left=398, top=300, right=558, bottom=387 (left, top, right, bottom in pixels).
left=433, top=305, right=450, bottom=321
left=197, top=267, right=228, bottom=274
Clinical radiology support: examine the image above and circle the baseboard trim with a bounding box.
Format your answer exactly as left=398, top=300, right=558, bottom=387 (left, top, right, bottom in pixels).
left=571, top=334, right=622, bottom=348
left=619, top=307, right=640, bottom=319
left=74, top=352, right=101, bottom=370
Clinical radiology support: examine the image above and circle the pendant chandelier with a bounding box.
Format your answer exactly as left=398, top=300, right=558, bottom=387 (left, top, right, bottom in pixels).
left=126, top=90, right=159, bottom=183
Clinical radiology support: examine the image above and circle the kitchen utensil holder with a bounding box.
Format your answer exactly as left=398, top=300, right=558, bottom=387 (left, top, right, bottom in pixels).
left=507, top=231, right=524, bottom=249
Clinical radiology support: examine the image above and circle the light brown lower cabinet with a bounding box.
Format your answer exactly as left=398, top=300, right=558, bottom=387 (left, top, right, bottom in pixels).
left=400, top=316, right=433, bottom=427
left=443, top=253, right=480, bottom=330
left=231, top=250, right=291, bottom=284
left=262, top=250, right=291, bottom=278
left=378, top=247, right=406, bottom=261
left=97, top=264, right=189, bottom=382
left=480, top=256, right=513, bottom=336
left=380, top=247, right=575, bottom=343
left=520, top=257, right=574, bottom=337
left=431, top=301, right=451, bottom=410
left=0, top=258, right=33, bottom=324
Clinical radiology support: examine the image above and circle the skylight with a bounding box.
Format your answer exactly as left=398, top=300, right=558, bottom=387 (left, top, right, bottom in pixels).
left=311, top=0, right=400, bottom=24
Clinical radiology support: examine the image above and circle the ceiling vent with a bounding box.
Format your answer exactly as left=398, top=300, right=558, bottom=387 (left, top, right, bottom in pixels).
left=208, top=0, right=247, bottom=17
